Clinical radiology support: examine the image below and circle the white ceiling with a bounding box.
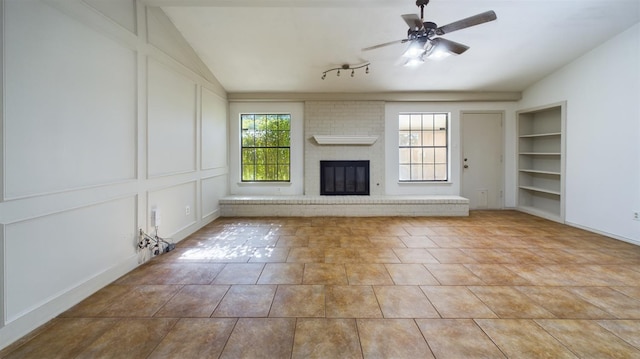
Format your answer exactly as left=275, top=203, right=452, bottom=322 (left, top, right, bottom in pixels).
left=149, top=0, right=640, bottom=94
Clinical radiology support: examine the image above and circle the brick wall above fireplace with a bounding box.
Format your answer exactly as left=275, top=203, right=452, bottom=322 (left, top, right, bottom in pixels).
left=304, top=101, right=385, bottom=195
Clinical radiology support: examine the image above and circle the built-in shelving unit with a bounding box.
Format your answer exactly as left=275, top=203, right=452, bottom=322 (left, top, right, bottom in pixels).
left=516, top=102, right=566, bottom=222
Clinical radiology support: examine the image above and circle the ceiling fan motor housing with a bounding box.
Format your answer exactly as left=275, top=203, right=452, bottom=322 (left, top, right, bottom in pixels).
left=423, top=21, right=437, bottom=31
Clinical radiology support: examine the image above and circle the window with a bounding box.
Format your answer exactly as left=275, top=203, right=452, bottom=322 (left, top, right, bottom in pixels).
left=398, top=112, right=449, bottom=181
left=241, top=114, right=291, bottom=182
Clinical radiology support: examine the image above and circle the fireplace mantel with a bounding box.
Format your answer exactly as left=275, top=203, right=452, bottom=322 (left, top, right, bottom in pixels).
left=313, top=135, right=378, bottom=145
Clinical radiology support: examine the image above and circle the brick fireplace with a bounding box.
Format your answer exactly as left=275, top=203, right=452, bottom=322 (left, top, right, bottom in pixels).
left=304, top=101, right=385, bottom=195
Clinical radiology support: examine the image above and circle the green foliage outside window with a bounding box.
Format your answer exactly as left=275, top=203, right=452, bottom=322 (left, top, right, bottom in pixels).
left=241, top=114, right=291, bottom=181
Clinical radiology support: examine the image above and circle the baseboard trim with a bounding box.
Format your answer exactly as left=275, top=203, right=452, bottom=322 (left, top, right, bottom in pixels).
left=565, top=221, right=639, bottom=247
left=0, top=255, right=138, bottom=351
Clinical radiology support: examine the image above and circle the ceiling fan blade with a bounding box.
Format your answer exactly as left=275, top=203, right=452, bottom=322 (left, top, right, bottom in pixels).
left=436, top=10, right=497, bottom=35
left=430, top=37, right=469, bottom=55
left=401, top=14, right=424, bottom=31
left=362, top=39, right=407, bottom=51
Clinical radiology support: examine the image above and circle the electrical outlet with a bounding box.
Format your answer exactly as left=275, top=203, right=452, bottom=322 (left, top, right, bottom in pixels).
left=634, top=211, right=640, bottom=221
left=185, top=205, right=191, bottom=216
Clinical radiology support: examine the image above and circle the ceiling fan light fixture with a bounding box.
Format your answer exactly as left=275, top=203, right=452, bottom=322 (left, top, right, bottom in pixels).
left=404, top=56, right=425, bottom=67
left=402, top=40, right=427, bottom=58
left=429, top=49, right=452, bottom=59
left=425, top=43, right=452, bottom=60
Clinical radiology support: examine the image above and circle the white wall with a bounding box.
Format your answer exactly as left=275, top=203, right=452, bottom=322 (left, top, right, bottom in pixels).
left=228, top=102, right=305, bottom=195
left=0, top=0, right=228, bottom=349
left=518, top=23, right=640, bottom=244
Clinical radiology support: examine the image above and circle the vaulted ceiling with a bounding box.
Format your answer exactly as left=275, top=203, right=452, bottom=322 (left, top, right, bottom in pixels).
left=145, top=0, right=640, bottom=94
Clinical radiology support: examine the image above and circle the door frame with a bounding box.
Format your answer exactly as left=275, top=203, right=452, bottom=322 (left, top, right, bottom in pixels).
left=460, top=110, right=506, bottom=209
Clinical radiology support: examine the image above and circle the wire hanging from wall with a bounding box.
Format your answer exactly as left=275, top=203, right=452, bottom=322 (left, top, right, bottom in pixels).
left=322, top=63, right=370, bottom=80
left=137, top=228, right=175, bottom=263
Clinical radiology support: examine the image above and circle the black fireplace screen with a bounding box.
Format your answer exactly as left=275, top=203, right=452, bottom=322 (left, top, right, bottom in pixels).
left=320, top=160, right=370, bottom=195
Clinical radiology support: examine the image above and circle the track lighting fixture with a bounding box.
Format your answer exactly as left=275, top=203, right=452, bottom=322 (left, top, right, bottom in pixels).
left=321, top=62, right=370, bottom=80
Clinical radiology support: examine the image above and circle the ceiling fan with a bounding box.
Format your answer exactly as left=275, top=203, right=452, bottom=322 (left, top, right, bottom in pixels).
left=363, top=0, right=497, bottom=66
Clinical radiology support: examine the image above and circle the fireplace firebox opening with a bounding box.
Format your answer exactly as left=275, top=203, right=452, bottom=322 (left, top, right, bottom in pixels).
left=320, top=160, right=370, bottom=196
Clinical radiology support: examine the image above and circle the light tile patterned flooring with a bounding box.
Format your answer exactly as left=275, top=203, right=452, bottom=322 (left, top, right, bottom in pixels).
left=3, top=211, right=640, bottom=358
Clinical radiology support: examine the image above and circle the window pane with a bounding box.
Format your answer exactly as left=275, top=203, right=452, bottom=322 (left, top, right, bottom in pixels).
left=434, top=130, right=447, bottom=146
left=411, top=148, right=423, bottom=163
left=423, top=148, right=435, bottom=164
left=242, top=131, right=254, bottom=147
left=241, top=115, right=254, bottom=130
left=278, top=165, right=290, bottom=181
left=242, top=165, right=255, bottom=181
left=255, top=114, right=266, bottom=128
left=411, top=165, right=423, bottom=181
left=266, top=148, right=277, bottom=164
left=241, top=115, right=255, bottom=147
left=399, top=114, right=411, bottom=130
left=399, top=131, right=411, bottom=146
left=434, top=114, right=447, bottom=130
left=278, top=130, right=290, bottom=147
left=267, top=114, right=277, bottom=126
left=278, top=116, right=290, bottom=130
left=423, top=165, right=435, bottom=181
left=254, top=130, right=266, bottom=147
left=422, top=130, right=434, bottom=146
left=242, top=148, right=255, bottom=165
left=399, top=165, right=411, bottom=181
left=255, top=148, right=266, bottom=165
left=265, top=165, right=276, bottom=181
left=399, top=148, right=410, bottom=164
left=410, top=114, right=422, bottom=130
left=434, top=148, right=447, bottom=163
left=265, top=130, right=278, bottom=147
left=422, top=114, right=435, bottom=130
left=278, top=149, right=290, bottom=164
left=435, top=164, right=447, bottom=180
left=410, top=132, right=421, bottom=146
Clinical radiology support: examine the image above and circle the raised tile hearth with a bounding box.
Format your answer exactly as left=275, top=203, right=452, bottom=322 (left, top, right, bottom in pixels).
left=219, top=195, right=470, bottom=217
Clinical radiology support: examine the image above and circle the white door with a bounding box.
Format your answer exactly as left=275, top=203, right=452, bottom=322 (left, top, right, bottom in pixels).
left=461, top=112, right=504, bottom=209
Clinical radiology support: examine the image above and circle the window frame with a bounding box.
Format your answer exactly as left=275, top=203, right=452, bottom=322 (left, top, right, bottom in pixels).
left=240, top=113, right=291, bottom=182
left=398, top=112, right=450, bottom=182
